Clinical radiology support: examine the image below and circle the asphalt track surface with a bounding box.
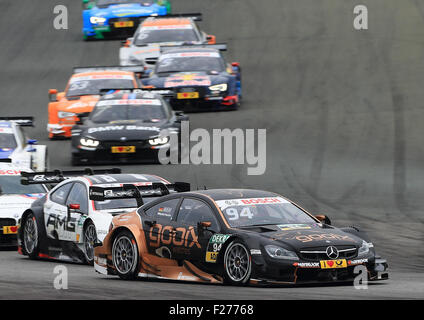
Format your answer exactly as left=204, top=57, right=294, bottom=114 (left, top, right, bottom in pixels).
left=0, top=0, right=423, bottom=299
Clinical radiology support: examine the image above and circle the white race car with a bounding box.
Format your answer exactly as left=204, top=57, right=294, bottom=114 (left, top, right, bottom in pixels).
left=0, top=162, right=47, bottom=246
left=18, top=168, right=190, bottom=264
left=119, top=14, right=215, bottom=68
left=0, top=117, right=48, bottom=172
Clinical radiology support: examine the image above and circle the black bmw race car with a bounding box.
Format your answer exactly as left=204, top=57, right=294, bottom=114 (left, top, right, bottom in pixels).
left=71, top=89, right=188, bottom=165
left=142, top=44, right=242, bottom=111
left=94, top=188, right=389, bottom=285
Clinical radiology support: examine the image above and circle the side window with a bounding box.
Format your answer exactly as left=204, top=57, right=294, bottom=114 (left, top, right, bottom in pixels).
left=176, top=198, right=219, bottom=231
left=66, top=183, right=88, bottom=214
left=145, top=198, right=180, bottom=221
left=50, top=183, right=74, bottom=205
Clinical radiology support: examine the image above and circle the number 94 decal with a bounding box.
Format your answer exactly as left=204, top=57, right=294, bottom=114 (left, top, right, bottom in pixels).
left=205, top=234, right=231, bottom=263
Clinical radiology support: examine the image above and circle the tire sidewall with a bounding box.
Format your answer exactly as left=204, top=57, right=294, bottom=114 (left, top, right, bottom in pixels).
left=112, top=230, right=139, bottom=280
left=22, top=213, right=40, bottom=259
left=83, top=221, right=97, bottom=265
left=223, top=240, right=252, bottom=286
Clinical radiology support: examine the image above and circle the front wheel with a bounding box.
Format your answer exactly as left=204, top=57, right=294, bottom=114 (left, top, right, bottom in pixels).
left=22, top=213, right=40, bottom=259
left=83, top=221, right=97, bottom=265
left=223, top=240, right=252, bottom=285
left=112, top=230, right=139, bottom=280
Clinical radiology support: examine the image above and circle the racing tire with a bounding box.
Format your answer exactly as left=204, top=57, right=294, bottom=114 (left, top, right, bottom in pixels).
left=223, top=240, right=252, bottom=286
left=82, top=221, right=97, bottom=266
left=112, top=230, right=139, bottom=280
left=22, top=213, right=40, bottom=260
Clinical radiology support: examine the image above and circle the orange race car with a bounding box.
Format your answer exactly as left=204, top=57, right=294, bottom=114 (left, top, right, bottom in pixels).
left=47, top=66, right=143, bottom=139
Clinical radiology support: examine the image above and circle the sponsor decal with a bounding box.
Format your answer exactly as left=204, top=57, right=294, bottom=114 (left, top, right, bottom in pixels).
left=216, top=197, right=288, bottom=210
left=164, top=73, right=211, bottom=87
left=142, top=25, right=193, bottom=31
left=70, top=74, right=133, bottom=83
left=293, top=262, right=320, bottom=268
left=87, top=125, right=160, bottom=134
left=250, top=249, right=261, bottom=255
left=0, top=128, right=14, bottom=134
left=277, top=224, right=311, bottom=231
left=97, top=99, right=161, bottom=106
left=320, top=259, right=348, bottom=269
left=3, top=226, right=18, bottom=234
left=348, top=258, right=368, bottom=265
left=161, top=52, right=220, bottom=59
left=288, top=233, right=356, bottom=243
left=0, top=169, right=21, bottom=176
left=205, top=234, right=231, bottom=263
left=148, top=223, right=201, bottom=249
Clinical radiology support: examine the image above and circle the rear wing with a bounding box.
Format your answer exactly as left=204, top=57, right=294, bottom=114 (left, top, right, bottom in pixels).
left=145, top=13, right=202, bottom=22
left=160, top=43, right=227, bottom=53
left=21, top=168, right=121, bottom=185
left=0, top=159, right=12, bottom=163
left=0, top=117, right=34, bottom=127
left=73, top=66, right=145, bottom=74
left=89, top=182, right=190, bottom=207
left=99, top=88, right=175, bottom=98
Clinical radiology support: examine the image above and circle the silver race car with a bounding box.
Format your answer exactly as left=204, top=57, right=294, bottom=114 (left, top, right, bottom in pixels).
left=119, top=13, right=216, bottom=68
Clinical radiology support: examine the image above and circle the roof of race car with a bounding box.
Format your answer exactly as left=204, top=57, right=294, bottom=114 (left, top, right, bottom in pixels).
left=190, top=189, right=280, bottom=201
left=83, top=173, right=171, bottom=186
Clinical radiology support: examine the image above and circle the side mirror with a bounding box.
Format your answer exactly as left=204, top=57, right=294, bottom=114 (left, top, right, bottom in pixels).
left=121, top=38, right=132, bottom=47
left=76, top=112, right=90, bottom=125
left=49, top=89, right=58, bottom=102
left=144, top=220, right=156, bottom=227
left=315, top=214, right=331, bottom=225
left=231, top=62, right=241, bottom=75
left=175, top=111, right=189, bottom=123
left=206, top=35, right=216, bottom=44
left=67, top=204, right=81, bottom=220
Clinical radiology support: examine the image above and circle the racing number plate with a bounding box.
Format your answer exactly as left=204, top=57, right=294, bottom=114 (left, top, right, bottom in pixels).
left=177, top=92, right=199, bottom=99
left=111, top=146, right=136, bottom=153
left=3, top=226, right=18, bottom=234
left=320, top=259, right=347, bottom=269
left=114, top=21, right=134, bottom=28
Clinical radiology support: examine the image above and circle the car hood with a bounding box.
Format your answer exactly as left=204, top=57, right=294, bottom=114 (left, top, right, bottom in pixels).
left=91, top=3, right=166, bottom=18
left=146, top=71, right=229, bottom=88
left=81, top=121, right=165, bottom=140
left=124, top=42, right=205, bottom=61
left=238, top=223, right=363, bottom=249
left=0, top=194, right=45, bottom=219
left=58, top=95, right=100, bottom=113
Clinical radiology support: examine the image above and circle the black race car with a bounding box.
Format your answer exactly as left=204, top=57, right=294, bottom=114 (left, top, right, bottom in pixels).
left=94, top=188, right=389, bottom=285
left=142, top=44, right=242, bottom=111
left=71, top=89, right=188, bottom=165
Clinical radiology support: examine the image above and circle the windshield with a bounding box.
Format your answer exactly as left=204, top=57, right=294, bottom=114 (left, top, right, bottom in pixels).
left=0, top=134, right=17, bottom=149
left=135, top=28, right=199, bottom=46
left=156, top=53, right=225, bottom=73
left=97, top=0, right=153, bottom=6
left=90, top=100, right=166, bottom=123
left=66, top=78, right=134, bottom=97
left=0, top=176, right=46, bottom=194
left=95, top=197, right=155, bottom=210
left=216, top=197, right=317, bottom=228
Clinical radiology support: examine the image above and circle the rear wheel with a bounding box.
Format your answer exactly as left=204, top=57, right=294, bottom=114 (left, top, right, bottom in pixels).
left=83, top=221, right=97, bottom=265
left=223, top=240, right=252, bottom=285
left=112, top=230, right=139, bottom=280
left=22, top=213, right=40, bottom=259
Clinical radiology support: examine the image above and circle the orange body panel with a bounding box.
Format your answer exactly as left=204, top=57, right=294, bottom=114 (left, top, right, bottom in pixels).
left=47, top=71, right=138, bottom=138
left=95, top=211, right=222, bottom=284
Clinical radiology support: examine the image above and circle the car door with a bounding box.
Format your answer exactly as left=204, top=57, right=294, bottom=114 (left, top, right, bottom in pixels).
left=64, top=182, right=89, bottom=242
left=44, top=182, right=74, bottom=239
left=173, top=198, right=220, bottom=262
left=142, top=198, right=181, bottom=260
